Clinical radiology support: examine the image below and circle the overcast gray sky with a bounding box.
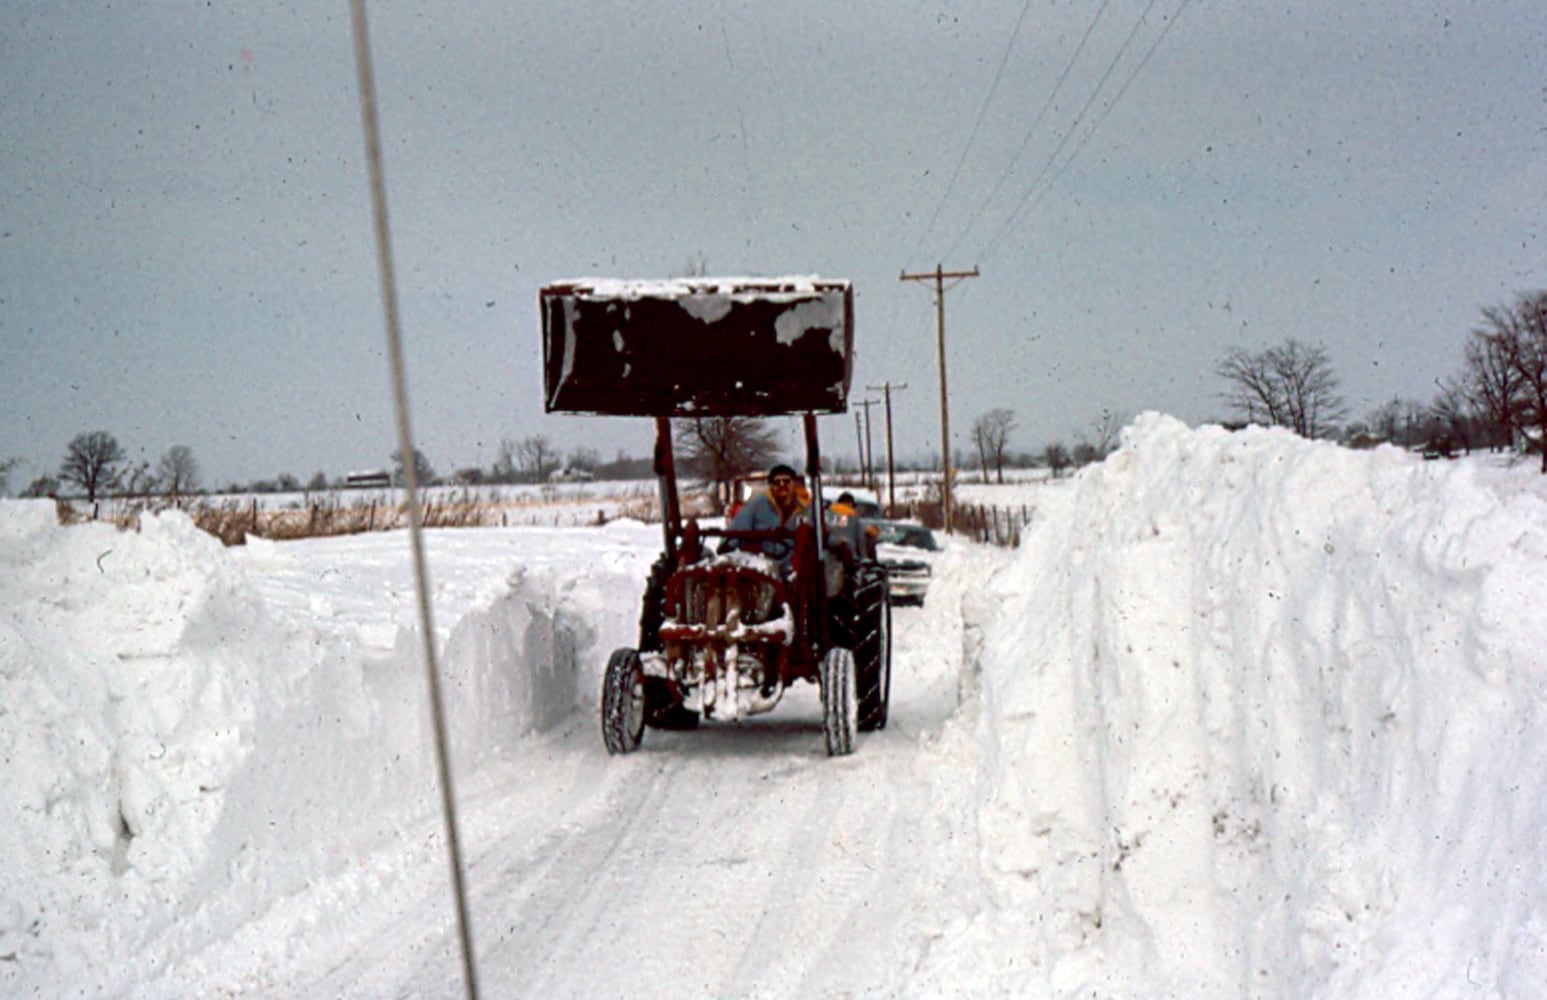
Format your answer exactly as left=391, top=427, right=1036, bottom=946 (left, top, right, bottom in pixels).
left=3, top=0, right=1543, bottom=490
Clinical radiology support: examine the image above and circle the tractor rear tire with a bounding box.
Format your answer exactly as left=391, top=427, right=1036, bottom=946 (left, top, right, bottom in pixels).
left=857, top=591, right=891, bottom=732
left=638, top=555, right=672, bottom=652
left=601, top=647, right=646, bottom=754
left=821, top=647, right=857, bottom=757
left=834, top=563, right=891, bottom=732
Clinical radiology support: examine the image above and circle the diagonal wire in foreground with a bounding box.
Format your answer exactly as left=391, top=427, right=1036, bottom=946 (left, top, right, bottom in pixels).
left=347, top=2, right=481, bottom=998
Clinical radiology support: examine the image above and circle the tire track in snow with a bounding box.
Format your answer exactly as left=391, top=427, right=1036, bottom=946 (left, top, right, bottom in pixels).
left=493, top=605, right=976, bottom=998
left=299, top=596, right=987, bottom=998
left=481, top=715, right=842, bottom=997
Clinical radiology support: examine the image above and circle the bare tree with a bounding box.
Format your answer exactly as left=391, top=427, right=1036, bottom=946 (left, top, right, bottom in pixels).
left=567, top=446, right=600, bottom=473
left=157, top=445, right=201, bottom=497
left=1366, top=396, right=1426, bottom=448
left=1460, top=320, right=1525, bottom=451
left=971, top=408, right=1016, bottom=484
left=1088, top=408, right=1128, bottom=460
left=23, top=475, right=59, bottom=498
left=121, top=460, right=158, bottom=497
left=520, top=435, right=560, bottom=483
left=60, top=431, right=126, bottom=503
left=673, top=416, right=781, bottom=513
left=1082, top=408, right=1132, bottom=461
left=1369, top=397, right=1401, bottom=444
left=391, top=447, right=436, bottom=487
left=1216, top=339, right=1346, bottom=438
left=1043, top=442, right=1072, bottom=479
left=498, top=435, right=560, bottom=483
left=492, top=438, right=519, bottom=483
left=1428, top=379, right=1473, bottom=454
left=0, top=457, right=18, bottom=496
left=1479, top=291, right=1547, bottom=472
left=594, top=449, right=652, bottom=480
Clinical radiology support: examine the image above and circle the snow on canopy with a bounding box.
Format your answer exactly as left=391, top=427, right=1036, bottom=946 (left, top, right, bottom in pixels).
left=552, top=275, right=839, bottom=301
left=2, top=414, right=1545, bottom=996
left=540, top=275, right=853, bottom=417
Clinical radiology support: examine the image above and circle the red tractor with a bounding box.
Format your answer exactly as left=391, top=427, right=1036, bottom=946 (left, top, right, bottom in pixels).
left=540, top=277, right=891, bottom=756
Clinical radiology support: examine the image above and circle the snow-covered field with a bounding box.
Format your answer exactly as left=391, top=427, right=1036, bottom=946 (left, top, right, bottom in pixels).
left=3, top=414, right=1544, bottom=997
left=90, top=479, right=667, bottom=531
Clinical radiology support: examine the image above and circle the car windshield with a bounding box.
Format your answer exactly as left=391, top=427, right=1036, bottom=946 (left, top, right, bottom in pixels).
left=875, top=523, right=938, bottom=551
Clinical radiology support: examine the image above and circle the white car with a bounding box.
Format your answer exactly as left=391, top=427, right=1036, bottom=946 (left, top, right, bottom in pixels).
left=870, top=520, right=940, bottom=605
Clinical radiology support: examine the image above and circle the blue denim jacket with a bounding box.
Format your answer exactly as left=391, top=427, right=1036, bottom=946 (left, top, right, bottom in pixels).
left=724, top=492, right=804, bottom=563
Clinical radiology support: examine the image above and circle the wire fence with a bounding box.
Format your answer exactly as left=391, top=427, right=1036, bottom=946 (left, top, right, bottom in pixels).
left=884, top=499, right=1033, bottom=548
left=56, top=485, right=1035, bottom=548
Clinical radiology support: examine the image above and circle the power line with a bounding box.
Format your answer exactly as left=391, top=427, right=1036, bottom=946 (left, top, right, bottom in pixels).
left=975, top=0, right=1164, bottom=260
left=717, top=4, right=757, bottom=232
left=977, top=0, right=1190, bottom=265
left=909, top=0, right=1035, bottom=264
left=1039, top=0, right=1193, bottom=204
left=939, top=0, right=1116, bottom=262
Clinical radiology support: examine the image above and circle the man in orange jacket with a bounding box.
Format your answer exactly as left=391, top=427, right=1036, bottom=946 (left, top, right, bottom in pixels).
left=826, top=491, right=877, bottom=561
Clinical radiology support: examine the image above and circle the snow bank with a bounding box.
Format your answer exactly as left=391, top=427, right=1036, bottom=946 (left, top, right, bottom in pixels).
left=0, top=506, right=642, bottom=994
left=939, top=414, right=1547, bottom=997
left=1, top=504, right=261, bottom=971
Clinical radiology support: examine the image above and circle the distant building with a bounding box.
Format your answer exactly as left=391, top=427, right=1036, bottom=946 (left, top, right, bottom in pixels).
left=344, top=470, right=391, bottom=489
left=549, top=467, right=594, bottom=483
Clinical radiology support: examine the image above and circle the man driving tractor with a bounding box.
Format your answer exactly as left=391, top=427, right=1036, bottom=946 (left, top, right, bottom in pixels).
left=722, top=463, right=809, bottom=565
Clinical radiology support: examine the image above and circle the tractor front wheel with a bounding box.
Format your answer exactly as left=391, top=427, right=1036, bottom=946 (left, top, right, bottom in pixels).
left=821, top=647, right=857, bottom=757
left=601, top=647, right=646, bottom=754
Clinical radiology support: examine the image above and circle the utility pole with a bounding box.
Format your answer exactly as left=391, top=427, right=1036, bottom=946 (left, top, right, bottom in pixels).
left=900, top=264, right=979, bottom=534
left=867, top=381, right=906, bottom=514
left=854, top=410, right=866, bottom=483
left=854, top=397, right=880, bottom=494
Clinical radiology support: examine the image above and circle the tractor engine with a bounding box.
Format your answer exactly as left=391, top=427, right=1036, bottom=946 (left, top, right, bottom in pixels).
left=658, top=554, right=793, bottom=720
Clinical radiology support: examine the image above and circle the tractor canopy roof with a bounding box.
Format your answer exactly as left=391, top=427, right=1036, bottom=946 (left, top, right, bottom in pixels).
left=540, top=276, right=853, bottom=417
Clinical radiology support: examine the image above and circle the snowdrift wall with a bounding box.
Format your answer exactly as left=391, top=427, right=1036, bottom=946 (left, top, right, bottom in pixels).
left=0, top=505, right=637, bottom=994
left=956, top=414, right=1547, bottom=998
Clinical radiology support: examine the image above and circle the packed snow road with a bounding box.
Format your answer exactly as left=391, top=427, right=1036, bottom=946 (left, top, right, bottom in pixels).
left=287, top=598, right=986, bottom=999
